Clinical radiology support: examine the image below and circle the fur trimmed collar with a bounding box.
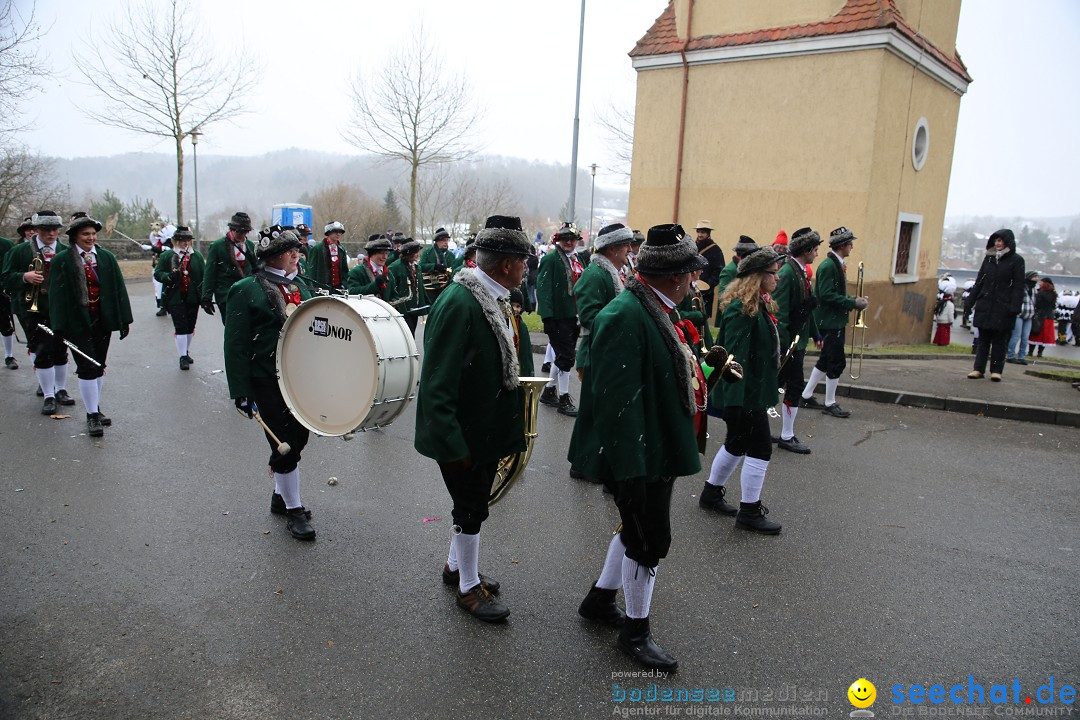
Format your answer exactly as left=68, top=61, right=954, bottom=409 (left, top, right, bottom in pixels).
left=589, top=253, right=624, bottom=293
left=256, top=270, right=290, bottom=325
left=453, top=268, right=519, bottom=391
left=625, top=277, right=696, bottom=416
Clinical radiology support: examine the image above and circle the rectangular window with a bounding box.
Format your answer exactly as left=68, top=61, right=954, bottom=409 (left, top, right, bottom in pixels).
left=892, top=212, right=923, bottom=284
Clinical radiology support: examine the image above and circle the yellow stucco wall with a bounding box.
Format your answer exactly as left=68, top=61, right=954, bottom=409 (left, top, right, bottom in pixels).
left=893, top=0, right=961, bottom=58
left=675, top=0, right=846, bottom=38
left=629, top=45, right=963, bottom=344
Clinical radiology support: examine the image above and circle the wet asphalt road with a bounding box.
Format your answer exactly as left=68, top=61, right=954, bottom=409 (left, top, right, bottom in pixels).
left=1, top=283, right=1077, bottom=719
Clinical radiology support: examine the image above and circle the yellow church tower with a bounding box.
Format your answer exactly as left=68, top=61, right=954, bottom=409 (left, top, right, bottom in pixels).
left=628, top=0, right=971, bottom=343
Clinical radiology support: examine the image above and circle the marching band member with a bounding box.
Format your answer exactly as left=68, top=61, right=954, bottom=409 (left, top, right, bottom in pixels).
left=571, top=223, right=707, bottom=671
left=0, top=220, right=29, bottom=369
left=700, top=247, right=784, bottom=533
left=387, top=240, right=428, bottom=334
left=414, top=214, right=532, bottom=623
left=48, top=214, right=132, bottom=438
left=149, top=221, right=170, bottom=316
left=799, top=227, right=869, bottom=416
left=694, top=220, right=725, bottom=321
left=295, top=224, right=313, bottom=276
left=1, top=211, right=74, bottom=414
left=566, top=222, right=632, bottom=480
left=346, top=235, right=393, bottom=299
left=508, top=287, right=534, bottom=376
left=418, top=228, right=453, bottom=304
left=773, top=227, right=823, bottom=454
left=153, top=226, right=204, bottom=370
left=224, top=226, right=316, bottom=540
left=201, top=211, right=256, bottom=324
left=716, top=236, right=759, bottom=302
left=307, top=221, right=350, bottom=293
left=536, top=222, right=584, bottom=417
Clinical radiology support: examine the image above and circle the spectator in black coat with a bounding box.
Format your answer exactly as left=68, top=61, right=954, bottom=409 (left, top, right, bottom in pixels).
left=967, top=229, right=1025, bottom=382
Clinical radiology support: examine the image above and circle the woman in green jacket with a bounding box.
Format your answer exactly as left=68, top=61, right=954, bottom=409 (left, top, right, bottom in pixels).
left=700, top=247, right=783, bottom=534
left=153, top=226, right=204, bottom=370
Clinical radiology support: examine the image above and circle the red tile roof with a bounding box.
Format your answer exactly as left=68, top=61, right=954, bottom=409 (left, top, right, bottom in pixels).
left=630, top=0, right=971, bottom=82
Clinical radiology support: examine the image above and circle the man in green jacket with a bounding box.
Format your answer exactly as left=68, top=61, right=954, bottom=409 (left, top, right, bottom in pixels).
left=49, top=214, right=132, bottom=438
left=386, top=240, right=428, bottom=334
left=571, top=224, right=707, bottom=672
left=716, top=236, right=759, bottom=301
left=800, top=227, right=869, bottom=418
left=153, top=226, right=204, bottom=370
left=414, top=214, right=532, bottom=624
left=307, top=221, right=350, bottom=292
left=418, top=227, right=454, bottom=303
left=200, top=211, right=255, bottom=324
left=1, top=211, right=75, bottom=414
left=346, top=235, right=393, bottom=299
left=0, top=220, right=28, bottom=369
left=772, top=227, right=823, bottom=454
left=225, top=226, right=317, bottom=541
left=536, top=222, right=584, bottom=416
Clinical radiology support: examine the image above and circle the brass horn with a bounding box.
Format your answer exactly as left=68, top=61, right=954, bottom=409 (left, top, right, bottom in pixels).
left=489, top=376, right=550, bottom=504
left=24, top=256, right=44, bottom=312
left=848, top=262, right=867, bottom=379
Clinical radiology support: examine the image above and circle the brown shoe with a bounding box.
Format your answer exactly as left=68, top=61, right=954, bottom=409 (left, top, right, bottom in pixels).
left=442, top=563, right=500, bottom=594
left=967, top=370, right=984, bottom=379
left=990, top=373, right=1002, bottom=382
left=456, top=584, right=509, bottom=622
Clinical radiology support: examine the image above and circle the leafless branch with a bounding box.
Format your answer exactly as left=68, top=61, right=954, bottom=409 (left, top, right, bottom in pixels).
left=595, top=101, right=635, bottom=179
left=0, top=1, right=49, bottom=137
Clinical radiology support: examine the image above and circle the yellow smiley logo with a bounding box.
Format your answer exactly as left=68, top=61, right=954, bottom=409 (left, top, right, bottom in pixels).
left=848, top=678, right=876, bottom=709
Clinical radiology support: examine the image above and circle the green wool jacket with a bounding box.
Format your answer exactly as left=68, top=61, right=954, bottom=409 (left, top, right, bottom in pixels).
left=153, top=249, right=206, bottom=307
left=516, top=315, right=534, bottom=376
left=306, top=240, right=349, bottom=289
left=386, top=258, right=428, bottom=315
left=419, top=245, right=453, bottom=275
left=414, top=281, right=526, bottom=465
left=813, top=252, right=857, bottom=330
left=48, top=246, right=133, bottom=336
left=773, top=257, right=820, bottom=351
left=346, top=262, right=393, bottom=300
left=536, top=250, right=579, bottom=320
left=0, top=237, right=14, bottom=279
left=568, top=288, right=701, bottom=483
left=2, top=239, right=67, bottom=317
left=573, top=260, right=620, bottom=371
left=709, top=298, right=779, bottom=412
left=223, top=274, right=315, bottom=399
left=202, top=235, right=257, bottom=305
left=716, top=261, right=738, bottom=298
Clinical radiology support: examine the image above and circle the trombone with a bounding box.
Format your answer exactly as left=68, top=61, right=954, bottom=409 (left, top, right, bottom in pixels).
left=848, top=261, right=867, bottom=379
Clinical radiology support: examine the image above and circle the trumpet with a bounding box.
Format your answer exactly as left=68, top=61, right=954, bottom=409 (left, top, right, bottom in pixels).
left=848, top=261, right=867, bottom=379
left=24, top=257, right=44, bottom=312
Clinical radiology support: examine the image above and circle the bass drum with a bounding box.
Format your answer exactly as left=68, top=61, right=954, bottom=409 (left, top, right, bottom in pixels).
left=276, top=295, right=419, bottom=436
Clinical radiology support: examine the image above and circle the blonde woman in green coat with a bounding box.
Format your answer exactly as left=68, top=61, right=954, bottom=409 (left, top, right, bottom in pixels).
left=700, top=247, right=784, bottom=534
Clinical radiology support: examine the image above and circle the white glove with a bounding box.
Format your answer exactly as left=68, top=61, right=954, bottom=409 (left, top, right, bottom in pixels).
left=141, top=244, right=153, bottom=251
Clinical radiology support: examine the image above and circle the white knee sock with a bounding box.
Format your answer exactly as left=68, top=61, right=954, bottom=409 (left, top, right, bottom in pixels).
left=276, top=468, right=301, bottom=509
left=174, top=334, right=188, bottom=357
left=544, top=344, right=555, bottom=363
left=446, top=526, right=459, bottom=571
left=825, top=377, right=839, bottom=406
left=739, top=456, right=769, bottom=504
left=455, top=531, right=481, bottom=593
left=2, top=334, right=12, bottom=357
left=35, top=366, right=56, bottom=398
left=707, top=447, right=742, bottom=487
left=78, top=378, right=100, bottom=413
left=596, top=534, right=627, bottom=590
left=622, top=556, right=656, bottom=619
left=186, top=334, right=194, bottom=356
left=53, top=362, right=68, bottom=392
left=804, top=367, right=825, bottom=399
left=546, top=360, right=558, bottom=388
left=152, top=278, right=162, bottom=299
left=781, top=404, right=798, bottom=440
left=557, top=369, right=570, bottom=395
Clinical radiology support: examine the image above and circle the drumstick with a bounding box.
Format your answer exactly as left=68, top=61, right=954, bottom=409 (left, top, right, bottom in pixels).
left=250, top=403, right=291, bottom=455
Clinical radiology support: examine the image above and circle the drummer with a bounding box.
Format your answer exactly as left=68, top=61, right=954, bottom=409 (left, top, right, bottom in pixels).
left=224, top=226, right=317, bottom=541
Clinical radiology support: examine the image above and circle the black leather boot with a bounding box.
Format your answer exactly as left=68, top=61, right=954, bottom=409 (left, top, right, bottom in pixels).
left=736, top=501, right=782, bottom=534
left=699, top=483, right=737, bottom=515
left=578, top=584, right=625, bottom=626
left=539, top=385, right=559, bottom=407
left=285, top=507, right=316, bottom=540
left=557, top=393, right=578, bottom=417
left=617, top=616, right=677, bottom=671
left=86, top=412, right=104, bottom=438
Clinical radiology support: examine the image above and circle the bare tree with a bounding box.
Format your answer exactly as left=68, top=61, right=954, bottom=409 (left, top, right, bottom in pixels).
left=73, top=0, right=256, bottom=227
left=308, top=182, right=399, bottom=257
left=344, top=24, right=482, bottom=238
left=596, top=101, right=635, bottom=179
left=415, top=164, right=519, bottom=239
left=0, top=1, right=48, bottom=138
left=0, top=145, right=67, bottom=233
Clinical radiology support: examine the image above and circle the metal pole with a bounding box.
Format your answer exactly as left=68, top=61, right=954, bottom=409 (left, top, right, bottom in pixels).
left=567, top=0, right=586, bottom=223
left=191, top=130, right=201, bottom=254
left=588, top=163, right=598, bottom=236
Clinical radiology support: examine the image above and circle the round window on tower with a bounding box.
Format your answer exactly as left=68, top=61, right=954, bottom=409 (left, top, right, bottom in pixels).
left=912, top=117, right=929, bottom=171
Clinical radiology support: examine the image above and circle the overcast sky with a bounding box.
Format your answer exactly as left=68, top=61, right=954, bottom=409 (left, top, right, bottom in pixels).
left=16, top=0, right=1080, bottom=219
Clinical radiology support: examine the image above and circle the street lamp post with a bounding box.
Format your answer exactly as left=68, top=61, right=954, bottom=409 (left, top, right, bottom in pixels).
left=588, top=164, right=598, bottom=237
left=567, top=0, right=586, bottom=223
left=190, top=130, right=201, bottom=254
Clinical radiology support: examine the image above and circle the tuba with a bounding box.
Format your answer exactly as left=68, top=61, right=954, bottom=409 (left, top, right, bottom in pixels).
left=422, top=269, right=451, bottom=294
left=24, top=256, right=44, bottom=312
left=489, top=376, right=550, bottom=504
